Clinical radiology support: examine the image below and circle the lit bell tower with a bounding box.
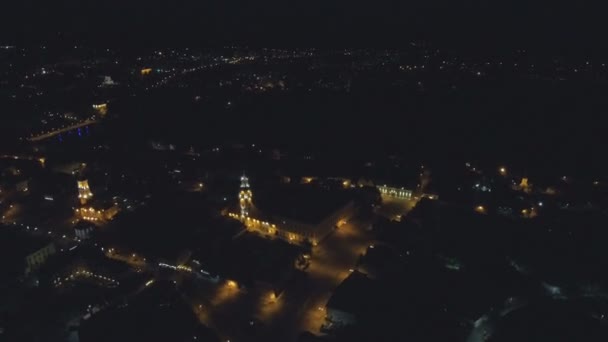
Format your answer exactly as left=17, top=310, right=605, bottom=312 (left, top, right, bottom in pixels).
left=239, top=175, right=252, bottom=218
left=77, top=180, right=93, bottom=205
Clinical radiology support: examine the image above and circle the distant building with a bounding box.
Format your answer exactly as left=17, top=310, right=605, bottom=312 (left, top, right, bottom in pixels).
left=378, top=184, right=438, bottom=200
left=75, top=179, right=119, bottom=222
left=78, top=179, right=93, bottom=205
left=76, top=202, right=119, bottom=222
left=100, top=76, right=116, bottom=87
left=74, top=221, right=94, bottom=239
left=0, top=229, right=56, bottom=276
left=228, top=175, right=356, bottom=245
left=239, top=175, right=253, bottom=218
left=378, top=184, right=413, bottom=199
left=92, top=103, right=108, bottom=116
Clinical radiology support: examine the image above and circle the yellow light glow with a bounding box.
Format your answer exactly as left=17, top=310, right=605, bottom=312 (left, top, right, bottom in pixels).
left=227, top=280, right=237, bottom=288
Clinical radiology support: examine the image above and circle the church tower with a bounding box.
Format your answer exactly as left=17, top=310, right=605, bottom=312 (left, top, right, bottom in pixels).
left=239, top=175, right=253, bottom=218
left=77, top=179, right=93, bottom=205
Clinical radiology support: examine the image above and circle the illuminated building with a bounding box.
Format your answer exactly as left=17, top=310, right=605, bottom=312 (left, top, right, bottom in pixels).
left=301, top=176, right=316, bottom=184
left=512, top=177, right=532, bottom=193
left=140, top=68, right=152, bottom=75
left=239, top=174, right=253, bottom=218
left=75, top=204, right=119, bottom=222
left=92, top=103, right=108, bottom=116
left=228, top=177, right=355, bottom=245
left=378, top=184, right=438, bottom=201
left=77, top=179, right=93, bottom=205
left=377, top=185, right=413, bottom=199
left=75, top=179, right=119, bottom=222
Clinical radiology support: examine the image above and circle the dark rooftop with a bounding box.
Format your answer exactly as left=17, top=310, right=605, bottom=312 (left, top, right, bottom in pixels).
left=0, top=227, right=53, bottom=278
left=254, top=184, right=352, bottom=224
left=196, top=232, right=303, bottom=287
left=326, top=271, right=375, bottom=315
left=0, top=227, right=53, bottom=258
left=79, top=280, right=219, bottom=342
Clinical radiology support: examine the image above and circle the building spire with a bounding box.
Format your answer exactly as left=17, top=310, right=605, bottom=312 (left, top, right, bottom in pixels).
left=239, top=174, right=252, bottom=218
left=77, top=179, right=93, bottom=205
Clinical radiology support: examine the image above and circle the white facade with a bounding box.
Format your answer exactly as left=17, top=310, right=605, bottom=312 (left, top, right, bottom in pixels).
left=377, top=185, right=413, bottom=199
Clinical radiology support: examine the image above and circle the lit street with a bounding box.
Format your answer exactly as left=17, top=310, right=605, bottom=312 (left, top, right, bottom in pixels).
left=177, top=218, right=374, bottom=341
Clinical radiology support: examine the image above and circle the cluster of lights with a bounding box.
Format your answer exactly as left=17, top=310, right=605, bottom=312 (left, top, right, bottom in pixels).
left=244, top=217, right=275, bottom=227
left=378, top=185, right=413, bottom=199
left=158, top=262, right=212, bottom=277
left=473, top=183, right=492, bottom=192
left=158, top=262, right=192, bottom=273
left=0, top=154, right=46, bottom=166
left=76, top=207, right=103, bottom=221
left=301, top=177, right=315, bottom=184
left=177, top=265, right=193, bottom=272
left=229, top=213, right=312, bottom=245
left=53, top=269, right=119, bottom=287
left=77, top=180, right=93, bottom=200
left=27, top=119, right=97, bottom=141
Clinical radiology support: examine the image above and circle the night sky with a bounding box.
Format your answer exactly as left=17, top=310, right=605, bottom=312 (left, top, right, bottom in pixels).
left=2, top=1, right=607, bottom=52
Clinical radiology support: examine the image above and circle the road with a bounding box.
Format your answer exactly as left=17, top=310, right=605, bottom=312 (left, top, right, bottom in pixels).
left=4, top=206, right=373, bottom=341
left=28, top=119, right=98, bottom=142
left=187, top=219, right=374, bottom=342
